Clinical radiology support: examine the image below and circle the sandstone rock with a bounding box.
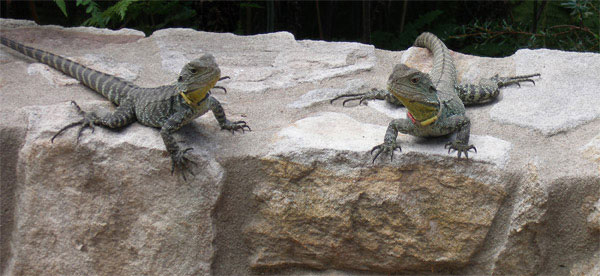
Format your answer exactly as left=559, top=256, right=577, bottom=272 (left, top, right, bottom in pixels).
left=245, top=112, right=508, bottom=272
left=152, top=29, right=376, bottom=93
left=1, top=19, right=599, bottom=276
left=5, top=102, right=223, bottom=275
left=588, top=198, right=600, bottom=232
left=490, top=49, right=600, bottom=136
left=288, top=79, right=368, bottom=109
left=490, top=163, right=547, bottom=276
left=582, top=133, right=600, bottom=169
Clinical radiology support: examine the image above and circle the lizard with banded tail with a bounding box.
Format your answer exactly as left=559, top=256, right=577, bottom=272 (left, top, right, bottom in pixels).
left=0, top=35, right=250, bottom=179
left=331, top=32, right=539, bottom=162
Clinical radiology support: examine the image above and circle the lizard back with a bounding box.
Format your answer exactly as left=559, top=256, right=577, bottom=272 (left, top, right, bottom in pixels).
left=0, top=36, right=136, bottom=106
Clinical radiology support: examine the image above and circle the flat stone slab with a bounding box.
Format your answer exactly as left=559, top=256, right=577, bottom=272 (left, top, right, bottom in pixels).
left=490, top=49, right=600, bottom=136
left=288, top=79, right=368, bottom=109
left=152, top=29, right=376, bottom=93
left=270, top=112, right=512, bottom=168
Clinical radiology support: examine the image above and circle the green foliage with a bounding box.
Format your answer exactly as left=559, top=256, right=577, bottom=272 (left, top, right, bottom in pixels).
left=75, top=0, right=139, bottom=28
left=40, top=1, right=598, bottom=56
left=449, top=0, right=599, bottom=56
left=68, top=0, right=197, bottom=34
left=371, top=10, right=447, bottom=51
left=54, top=0, right=68, bottom=17
left=76, top=0, right=108, bottom=27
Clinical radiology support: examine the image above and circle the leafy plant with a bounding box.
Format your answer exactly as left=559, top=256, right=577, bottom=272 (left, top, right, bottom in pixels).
left=75, top=0, right=138, bottom=28
left=54, top=0, right=68, bottom=17
left=449, top=0, right=599, bottom=56
left=371, top=10, right=446, bottom=50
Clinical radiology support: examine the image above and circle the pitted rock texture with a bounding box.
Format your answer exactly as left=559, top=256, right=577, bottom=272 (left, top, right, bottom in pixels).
left=248, top=154, right=506, bottom=272
left=1, top=19, right=599, bottom=276
left=6, top=103, right=222, bottom=275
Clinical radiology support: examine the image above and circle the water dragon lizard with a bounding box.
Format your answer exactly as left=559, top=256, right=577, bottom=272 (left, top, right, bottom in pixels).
left=0, top=35, right=250, bottom=179
left=331, top=32, right=539, bottom=162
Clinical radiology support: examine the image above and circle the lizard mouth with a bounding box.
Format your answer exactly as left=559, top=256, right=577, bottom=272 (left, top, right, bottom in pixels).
left=181, top=76, right=219, bottom=106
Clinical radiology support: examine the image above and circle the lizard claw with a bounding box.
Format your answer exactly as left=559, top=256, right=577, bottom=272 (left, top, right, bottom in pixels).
left=330, top=88, right=387, bottom=106
left=445, top=141, right=477, bottom=159
left=51, top=101, right=98, bottom=143
left=370, top=141, right=402, bottom=163
left=170, top=147, right=197, bottom=181
left=493, top=73, right=540, bottom=88
left=221, top=120, right=251, bottom=134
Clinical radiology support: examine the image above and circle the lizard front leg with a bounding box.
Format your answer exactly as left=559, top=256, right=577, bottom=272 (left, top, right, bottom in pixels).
left=160, top=110, right=198, bottom=180
left=371, top=118, right=413, bottom=163
left=208, top=96, right=250, bottom=133
left=330, top=88, right=403, bottom=106
left=51, top=100, right=136, bottom=143
left=443, top=115, right=476, bottom=158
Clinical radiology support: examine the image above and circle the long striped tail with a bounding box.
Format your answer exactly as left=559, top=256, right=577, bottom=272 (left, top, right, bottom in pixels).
left=413, top=32, right=457, bottom=92
left=0, top=36, right=134, bottom=105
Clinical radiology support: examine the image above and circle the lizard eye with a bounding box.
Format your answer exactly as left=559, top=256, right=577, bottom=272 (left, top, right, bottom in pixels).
left=410, top=77, right=420, bottom=84
left=190, top=68, right=198, bottom=74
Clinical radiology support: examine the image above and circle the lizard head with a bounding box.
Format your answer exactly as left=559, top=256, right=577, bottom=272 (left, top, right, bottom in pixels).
left=176, top=54, right=221, bottom=105
left=387, top=64, right=440, bottom=122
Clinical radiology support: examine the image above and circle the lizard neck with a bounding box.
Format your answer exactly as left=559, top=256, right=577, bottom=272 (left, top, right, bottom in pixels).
left=393, top=93, right=440, bottom=126
left=179, top=78, right=218, bottom=107
left=180, top=88, right=209, bottom=107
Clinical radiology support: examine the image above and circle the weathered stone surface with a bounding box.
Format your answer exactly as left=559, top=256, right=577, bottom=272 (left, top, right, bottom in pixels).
left=5, top=102, right=223, bottom=275
left=270, top=112, right=511, bottom=167
left=1, top=19, right=599, bottom=276
left=582, top=133, right=600, bottom=168
left=489, top=163, right=547, bottom=276
left=588, top=198, right=600, bottom=232
left=244, top=112, right=508, bottom=272
left=288, top=80, right=367, bottom=109
left=152, top=29, right=376, bottom=93
left=490, top=49, right=600, bottom=136
left=570, top=250, right=600, bottom=276
left=247, top=158, right=505, bottom=272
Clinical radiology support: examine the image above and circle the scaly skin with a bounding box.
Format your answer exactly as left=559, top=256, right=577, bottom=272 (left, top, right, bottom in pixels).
left=1, top=36, right=249, bottom=179
left=331, top=32, right=539, bottom=162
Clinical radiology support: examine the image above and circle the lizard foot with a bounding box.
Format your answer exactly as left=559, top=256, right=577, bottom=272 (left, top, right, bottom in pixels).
left=445, top=141, right=477, bottom=159
left=330, top=88, right=387, bottom=106
left=51, top=101, right=99, bottom=143
left=492, top=73, right=541, bottom=88
left=371, top=141, right=402, bottom=163
left=170, top=147, right=197, bottom=181
left=221, top=120, right=251, bottom=134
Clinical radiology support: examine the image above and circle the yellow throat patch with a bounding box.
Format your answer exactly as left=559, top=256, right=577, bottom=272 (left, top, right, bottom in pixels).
left=179, top=78, right=218, bottom=107
left=391, top=91, right=440, bottom=126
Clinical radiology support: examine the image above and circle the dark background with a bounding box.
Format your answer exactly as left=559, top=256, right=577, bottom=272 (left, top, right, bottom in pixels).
left=1, top=0, right=598, bottom=56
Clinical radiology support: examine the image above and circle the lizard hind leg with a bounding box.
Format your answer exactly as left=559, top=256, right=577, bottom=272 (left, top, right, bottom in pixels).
left=51, top=100, right=137, bottom=143
left=51, top=101, right=99, bottom=143
left=492, top=73, right=541, bottom=88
